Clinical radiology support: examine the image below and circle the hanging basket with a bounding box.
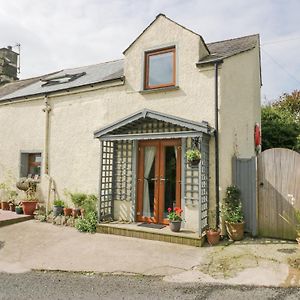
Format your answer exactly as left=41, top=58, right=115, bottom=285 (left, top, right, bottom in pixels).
left=188, top=158, right=201, bottom=166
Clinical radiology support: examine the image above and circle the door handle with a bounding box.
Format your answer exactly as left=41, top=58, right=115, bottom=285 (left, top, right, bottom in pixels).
left=160, top=178, right=168, bottom=181
left=150, top=178, right=158, bottom=181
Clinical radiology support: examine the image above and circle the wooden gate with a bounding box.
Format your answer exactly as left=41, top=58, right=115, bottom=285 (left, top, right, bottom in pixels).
left=258, top=148, right=300, bottom=240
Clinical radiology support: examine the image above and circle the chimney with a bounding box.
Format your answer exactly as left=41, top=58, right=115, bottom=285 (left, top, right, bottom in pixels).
left=0, top=46, right=19, bottom=84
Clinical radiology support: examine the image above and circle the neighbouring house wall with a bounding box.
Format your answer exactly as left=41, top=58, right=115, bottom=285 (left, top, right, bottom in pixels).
left=219, top=44, right=261, bottom=201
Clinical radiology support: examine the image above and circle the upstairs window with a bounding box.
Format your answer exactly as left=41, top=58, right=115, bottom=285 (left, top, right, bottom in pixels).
left=144, top=47, right=176, bottom=89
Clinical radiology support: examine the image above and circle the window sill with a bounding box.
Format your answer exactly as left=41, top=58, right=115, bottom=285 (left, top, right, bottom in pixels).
left=139, top=85, right=179, bottom=94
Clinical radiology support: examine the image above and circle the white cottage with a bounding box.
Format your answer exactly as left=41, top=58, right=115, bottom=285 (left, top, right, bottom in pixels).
left=0, top=14, right=261, bottom=236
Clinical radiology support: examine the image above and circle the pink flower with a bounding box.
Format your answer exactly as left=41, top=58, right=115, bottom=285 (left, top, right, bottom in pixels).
left=167, top=207, right=172, bottom=213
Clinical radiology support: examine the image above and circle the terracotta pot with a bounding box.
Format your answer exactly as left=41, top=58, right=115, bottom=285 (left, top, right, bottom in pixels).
left=9, top=203, right=16, bottom=212
left=80, top=208, right=85, bottom=218
left=63, top=207, right=73, bottom=217
left=15, top=206, right=23, bottom=214
left=72, top=208, right=81, bottom=218
left=169, top=221, right=181, bottom=232
left=1, top=201, right=10, bottom=210
left=22, top=201, right=38, bottom=215
left=225, top=221, right=245, bottom=241
left=206, top=229, right=221, bottom=246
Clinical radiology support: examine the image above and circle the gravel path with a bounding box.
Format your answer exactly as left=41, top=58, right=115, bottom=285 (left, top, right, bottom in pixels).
left=0, top=271, right=299, bottom=300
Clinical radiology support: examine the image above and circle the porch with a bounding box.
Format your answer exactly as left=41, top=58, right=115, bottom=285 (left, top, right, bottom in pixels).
left=94, top=109, right=212, bottom=236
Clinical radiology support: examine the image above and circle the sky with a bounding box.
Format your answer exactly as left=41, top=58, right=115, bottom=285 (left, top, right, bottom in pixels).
left=1, top=0, right=300, bottom=103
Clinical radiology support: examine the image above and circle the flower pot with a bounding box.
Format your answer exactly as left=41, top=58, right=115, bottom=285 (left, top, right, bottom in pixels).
left=53, top=205, right=64, bottom=217
left=72, top=208, right=81, bottom=218
left=15, top=206, right=23, bottom=214
left=169, top=221, right=181, bottom=232
left=9, top=203, right=16, bottom=212
left=22, top=201, right=38, bottom=215
left=206, top=229, right=221, bottom=246
left=80, top=208, right=85, bottom=218
left=188, top=158, right=200, bottom=167
left=63, top=207, right=73, bottom=217
left=225, top=221, right=245, bottom=241
left=1, top=201, right=10, bottom=210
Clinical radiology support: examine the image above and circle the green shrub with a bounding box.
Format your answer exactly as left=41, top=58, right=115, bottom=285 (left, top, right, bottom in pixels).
left=222, top=185, right=244, bottom=223
left=53, top=199, right=65, bottom=207
left=75, top=211, right=97, bottom=233
left=81, top=194, right=97, bottom=214
left=69, top=192, right=87, bottom=208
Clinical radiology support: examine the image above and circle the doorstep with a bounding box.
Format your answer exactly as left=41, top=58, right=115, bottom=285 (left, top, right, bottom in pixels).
left=97, top=222, right=205, bottom=247
left=0, top=209, right=33, bottom=227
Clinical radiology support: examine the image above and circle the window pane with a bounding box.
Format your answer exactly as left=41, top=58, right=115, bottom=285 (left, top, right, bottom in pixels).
left=28, top=153, right=41, bottom=177
left=148, top=51, right=174, bottom=86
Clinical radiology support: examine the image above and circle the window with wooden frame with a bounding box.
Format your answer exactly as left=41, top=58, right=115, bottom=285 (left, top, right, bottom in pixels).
left=144, top=46, right=176, bottom=90
left=20, top=152, right=42, bottom=179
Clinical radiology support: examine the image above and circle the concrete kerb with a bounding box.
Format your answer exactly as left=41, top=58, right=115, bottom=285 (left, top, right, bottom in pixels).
left=0, top=220, right=299, bottom=287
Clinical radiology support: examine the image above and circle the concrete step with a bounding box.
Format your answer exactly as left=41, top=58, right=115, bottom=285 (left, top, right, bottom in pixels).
left=0, top=210, right=33, bottom=227
left=97, top=222, right=205, bottom=247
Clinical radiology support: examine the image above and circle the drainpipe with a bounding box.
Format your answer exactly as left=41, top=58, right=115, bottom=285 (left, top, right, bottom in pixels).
left=214, top=60, right=223, bottom=228
left=42, top=95, right=51, bottom=174
left=42, top=95, right=52, bottom=214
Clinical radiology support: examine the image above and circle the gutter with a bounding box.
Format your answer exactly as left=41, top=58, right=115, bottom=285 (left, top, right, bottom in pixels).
left=214, top=59, right=223, bottom=228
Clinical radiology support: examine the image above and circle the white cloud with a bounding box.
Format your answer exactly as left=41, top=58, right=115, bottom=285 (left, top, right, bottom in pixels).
left=0, top=0, right=299, bottom=102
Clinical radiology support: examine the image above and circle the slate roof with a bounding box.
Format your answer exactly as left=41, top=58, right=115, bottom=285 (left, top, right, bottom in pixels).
left=0, top=59, right=124, bottom=102
left=0, top=33, right=258, bottom=102
left=198, top=34, right=259, bottom=65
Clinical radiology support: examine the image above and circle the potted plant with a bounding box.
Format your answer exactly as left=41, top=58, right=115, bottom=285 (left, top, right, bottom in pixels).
left=186, top=149, right=201, bottom=166
left=0, top=182, right=10, bottom=210
left=222, top=185, right=244, bottom=241
left=206, top=227, right=221, bottom=246
left=8, top=190, right=18, bottom=212
left=53, top=199, right=65, bottom=217
left=63, top=206, right=73, bottom=217
left=167, top=207, right=183, bottom=232
left=16, top=178, right=38, bottom=215
left=69, top=192, right=87, bottom=218
left=15, top=205, right=23, bottom=214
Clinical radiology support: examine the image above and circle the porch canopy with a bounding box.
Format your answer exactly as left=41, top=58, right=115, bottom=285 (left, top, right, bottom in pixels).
left=94, top=109, right=211, bottom=234
left=94, top=109, right=211, bottom=141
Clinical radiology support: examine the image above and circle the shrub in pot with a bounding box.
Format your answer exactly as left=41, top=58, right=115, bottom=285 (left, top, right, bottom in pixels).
left=53, top=199, right=65, bottom=217
left=16, top=178, right=38, bottom=215
left=222, top=185, right=244, bottom=241
left=186, top=149, right=201, bottom=166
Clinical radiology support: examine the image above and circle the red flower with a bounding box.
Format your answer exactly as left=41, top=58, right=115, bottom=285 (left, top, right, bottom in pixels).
left=167, top=207, right=172, bottom=213
left=174, top=207, right=179, bottom=211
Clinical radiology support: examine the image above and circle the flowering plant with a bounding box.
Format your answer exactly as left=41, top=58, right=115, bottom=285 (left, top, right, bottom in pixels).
left=167, top=207, right=183, bottom=221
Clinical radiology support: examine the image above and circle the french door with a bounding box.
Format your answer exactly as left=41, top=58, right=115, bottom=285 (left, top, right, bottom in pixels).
left=136, top=139, right=181, bottom=224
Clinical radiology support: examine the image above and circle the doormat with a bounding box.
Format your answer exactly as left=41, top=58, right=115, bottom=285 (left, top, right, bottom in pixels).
left=138, top=223, right=166, bottom=229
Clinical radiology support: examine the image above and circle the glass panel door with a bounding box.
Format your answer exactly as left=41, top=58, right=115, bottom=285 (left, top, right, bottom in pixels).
left=137, top=139, right=181, bottom=224
left=163, top=146, right=177, bottom=219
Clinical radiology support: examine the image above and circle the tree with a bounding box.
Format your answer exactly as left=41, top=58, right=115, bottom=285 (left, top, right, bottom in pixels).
left=262, top=90, right=300, bottom=152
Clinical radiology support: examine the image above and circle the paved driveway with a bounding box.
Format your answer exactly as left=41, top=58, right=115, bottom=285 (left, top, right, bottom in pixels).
left=0, top=220, right=299, bottom=287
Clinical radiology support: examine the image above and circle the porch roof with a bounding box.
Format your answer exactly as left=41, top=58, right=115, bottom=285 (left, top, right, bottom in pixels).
left=94, top=109, right=212, bottom=141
